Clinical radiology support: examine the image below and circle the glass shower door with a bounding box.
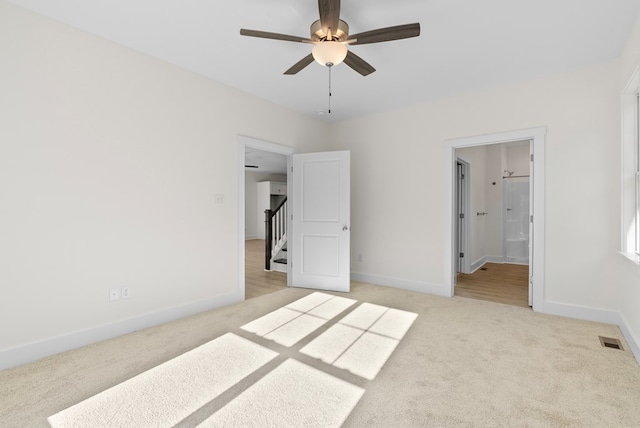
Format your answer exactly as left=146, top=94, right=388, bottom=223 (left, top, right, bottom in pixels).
left=504, top=178, right=529, bottom=264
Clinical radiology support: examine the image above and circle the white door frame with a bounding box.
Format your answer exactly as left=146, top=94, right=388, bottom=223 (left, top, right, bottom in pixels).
left=445, top=127, right=546, bottom=311
left=238, top=135, right=295, bottom=300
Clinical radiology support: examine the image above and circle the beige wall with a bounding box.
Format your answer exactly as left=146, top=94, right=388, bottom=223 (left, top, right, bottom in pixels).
left=0, top=1, right=328, bottom=362
left=484, top=144, right=504, bottom=259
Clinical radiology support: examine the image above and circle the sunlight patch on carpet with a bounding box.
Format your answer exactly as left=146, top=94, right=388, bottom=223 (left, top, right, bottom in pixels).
left=263, top=313, right=327, bottom=347
left=198, top=358, right=364, bottom=428
left=48, top=333, right=277, bottom=428
left=301, top=303, right=418, bottom=380
left=241, top=292, right=357, bottom=347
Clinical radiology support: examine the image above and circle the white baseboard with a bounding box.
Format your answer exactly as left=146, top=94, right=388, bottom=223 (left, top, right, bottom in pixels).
left=542, top=300, right=640, bottom=365
left=470, top=256, right=509, bottom=273
left=619, top=313, right=640, bottom=365
left=486, top=256, right=506, bottom=264
left=470, top=257, right=487, bottom=273
left=541, top=301, right=621, bottom=324
left=245, top=235, right=258, bottom=240
left=351, top=272, right=451, bottom=297
left=0, top=291, right=243, bottom=371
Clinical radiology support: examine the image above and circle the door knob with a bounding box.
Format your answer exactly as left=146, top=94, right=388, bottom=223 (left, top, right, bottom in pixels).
left=343, top=225, right=349, bottom=231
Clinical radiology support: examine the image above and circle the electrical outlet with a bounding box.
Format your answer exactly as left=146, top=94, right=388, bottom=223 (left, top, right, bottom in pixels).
left=214, top=194, right=225, bottom=205
left=109, top=288, right=120, bottom=301
left=357, top=253, right=363, bottom=262
left=121, top=287, right=129, bottom=299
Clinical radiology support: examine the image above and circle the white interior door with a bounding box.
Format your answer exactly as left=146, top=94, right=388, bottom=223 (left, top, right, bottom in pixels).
left=455, top=159, right=470, bottom=275
left=291, top=151, right=350, bottom=292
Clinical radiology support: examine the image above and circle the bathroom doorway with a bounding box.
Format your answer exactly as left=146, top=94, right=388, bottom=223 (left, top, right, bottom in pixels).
left=446, top=127, right=546, bottom=310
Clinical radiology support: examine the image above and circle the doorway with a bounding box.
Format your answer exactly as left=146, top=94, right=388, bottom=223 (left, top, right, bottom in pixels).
left=445, top=127, right=546, bottom=311
left=238, top=136, right=293, bottom=300
left=454, top=142, right=531, bottom=307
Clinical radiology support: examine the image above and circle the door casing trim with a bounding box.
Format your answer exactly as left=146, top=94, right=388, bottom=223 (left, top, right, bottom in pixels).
left=445, top=127, right=546, bottom=311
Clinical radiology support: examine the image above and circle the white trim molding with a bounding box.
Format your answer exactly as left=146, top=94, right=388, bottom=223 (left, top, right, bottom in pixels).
left=0, top=291, right=241, bottom=370
left=542, top=301, right=621, bottom=325
left=351, top=272, right=449, bottom=297
left=470, top=257, right=487, bottom=273
left=444, top=127, right=546, bottom=310
left=619, top=313, right=640, bottom=365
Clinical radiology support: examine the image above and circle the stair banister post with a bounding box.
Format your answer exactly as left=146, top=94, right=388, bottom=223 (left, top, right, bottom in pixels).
left=264, top=209, right=273, bottom=271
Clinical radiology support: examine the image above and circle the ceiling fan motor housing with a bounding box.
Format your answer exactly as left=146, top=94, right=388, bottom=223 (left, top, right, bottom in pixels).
left=310, top=19, right=349, bottom=41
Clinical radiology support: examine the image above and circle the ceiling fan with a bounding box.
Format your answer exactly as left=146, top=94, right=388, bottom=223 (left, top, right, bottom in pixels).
left=240, top=0, right=420, bottom=76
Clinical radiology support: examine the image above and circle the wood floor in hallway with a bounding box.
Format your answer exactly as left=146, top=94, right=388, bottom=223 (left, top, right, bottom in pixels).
left=454, top=262, right=529, bottom=308
left=246, top=241, right=528, bottom=307
left=245, top=239, right=287, bottom=299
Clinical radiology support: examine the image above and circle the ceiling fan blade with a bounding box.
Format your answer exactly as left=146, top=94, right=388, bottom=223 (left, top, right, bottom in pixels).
left=284, top=54, right=315, bottom=75
left=343, top=51, right=376, bottom=76
left=348, top=23, right=421, bottom=45
left=240, top=29, right=312, bottom=44
left=318, top=0, right=340, bottom=39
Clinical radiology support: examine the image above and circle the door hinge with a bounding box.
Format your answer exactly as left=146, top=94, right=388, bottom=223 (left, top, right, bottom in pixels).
left=291, top=166, right=293, bottom=172
left=459, top=213, right=464, bottom=219
left=459, top=252, right=464, bottom=258
left=530, top=154, right=534, bottom=162
left=530, top=215, right=534, bottom=223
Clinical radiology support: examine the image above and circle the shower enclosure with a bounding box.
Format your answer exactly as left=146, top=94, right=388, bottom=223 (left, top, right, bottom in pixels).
left=503, top=177, right=530, bottom=264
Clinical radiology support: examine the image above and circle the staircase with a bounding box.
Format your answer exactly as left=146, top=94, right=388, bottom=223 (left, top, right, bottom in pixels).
left=271, top=243, right=287, bottom=273
left=265, top=198, right=287, bottom=272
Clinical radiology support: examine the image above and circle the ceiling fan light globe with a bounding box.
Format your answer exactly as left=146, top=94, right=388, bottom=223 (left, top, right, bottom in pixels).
left=312, top=41, right=347, bottom=67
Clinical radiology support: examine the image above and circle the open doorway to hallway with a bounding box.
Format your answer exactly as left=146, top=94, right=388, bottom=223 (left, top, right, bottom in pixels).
left=454, top=140, right=531, bottom=308
left=240, top=137, right=293, bottom=300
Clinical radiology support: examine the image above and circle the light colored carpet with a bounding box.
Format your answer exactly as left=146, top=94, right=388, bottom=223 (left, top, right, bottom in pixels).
left=49, top=292, right=393, bottom=427
left=241, top=293, right=357, bottom=347
left=48, top=333, right=277, bottom=427
left=300, top=302, right=418, bottom=380
left=1, top=281, right=640, bottom=427
left=199, top=358, right=364, bottom=428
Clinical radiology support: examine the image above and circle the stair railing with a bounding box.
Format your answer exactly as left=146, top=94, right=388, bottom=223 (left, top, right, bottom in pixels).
left=264, top=197, right=287, bottom=271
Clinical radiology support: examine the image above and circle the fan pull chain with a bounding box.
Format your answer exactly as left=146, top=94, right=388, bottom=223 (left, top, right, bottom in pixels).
left=328, top=65, right=332, bottom=114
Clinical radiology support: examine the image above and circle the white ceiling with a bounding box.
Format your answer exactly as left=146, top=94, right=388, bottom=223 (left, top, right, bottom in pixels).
left=8, top=0, right=640, bottom=123
left=245, top=146, right=287, bottom=175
